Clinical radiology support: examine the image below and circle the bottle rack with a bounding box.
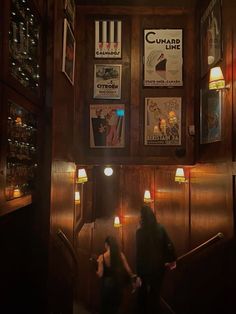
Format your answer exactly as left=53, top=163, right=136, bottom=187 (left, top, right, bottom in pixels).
left=9, top=0, right=40, bottom=95
left=5, top=100, right=38, bottom=201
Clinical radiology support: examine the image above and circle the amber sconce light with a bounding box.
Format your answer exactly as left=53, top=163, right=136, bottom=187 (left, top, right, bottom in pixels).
left=209, top=66, right=230, bottom=91
left=175, top=167, right=187, bottom=183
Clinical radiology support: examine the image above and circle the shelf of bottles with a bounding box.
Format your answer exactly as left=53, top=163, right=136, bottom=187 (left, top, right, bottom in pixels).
left=5, top=100, right=38, bottom=201
left=9, top=0, right=40, bottom=95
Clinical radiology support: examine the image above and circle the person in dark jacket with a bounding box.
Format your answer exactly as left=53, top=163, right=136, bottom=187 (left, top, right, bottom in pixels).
left=96, top=236, right=135, bottom=314
left=136, top=205, right=176, bottom=314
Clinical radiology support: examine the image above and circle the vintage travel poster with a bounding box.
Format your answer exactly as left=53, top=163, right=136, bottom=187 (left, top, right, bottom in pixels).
left=200, top=89, right=221, bottom=144
left=144, top=97, right=181, bottom=145
left=94, top=64, right=122, bottom=99
left=144, top=29, right=183, bottom=87
left=90, top=104, right=125, bottom=148
left=95, top=20, right=122, bottom=58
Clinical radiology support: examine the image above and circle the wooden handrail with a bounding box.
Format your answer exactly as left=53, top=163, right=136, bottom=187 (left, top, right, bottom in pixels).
left=160, top=232, right=224, bottom=314
left=57, top=229, right=79, bottom=266
left=177, top=232, right=224, bottom=262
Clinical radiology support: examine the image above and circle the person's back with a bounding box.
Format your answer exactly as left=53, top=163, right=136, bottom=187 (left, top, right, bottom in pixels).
left=97, top=236, right=135, bottom=314
left=136, top=205, right=176, bottom=314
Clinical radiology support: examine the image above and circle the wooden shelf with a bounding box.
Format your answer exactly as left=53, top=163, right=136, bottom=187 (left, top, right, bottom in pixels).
left=0, top=194, right=32, bottom=217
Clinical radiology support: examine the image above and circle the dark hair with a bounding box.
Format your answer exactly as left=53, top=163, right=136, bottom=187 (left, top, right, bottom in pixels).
left=140, top=205, right=157, bottom=229
left=140, top=205, right=159, bottom=244
left=105, top=236, right=123, bottom=272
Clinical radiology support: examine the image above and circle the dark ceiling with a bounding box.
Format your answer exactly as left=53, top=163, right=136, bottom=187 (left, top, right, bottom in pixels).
left=76, top=0, right=197, bottom=8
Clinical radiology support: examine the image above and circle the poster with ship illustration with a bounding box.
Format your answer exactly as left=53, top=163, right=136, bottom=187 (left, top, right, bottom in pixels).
left=95, top=20, right=122, bottom=58
left=144, top=29, right=183, bottom=87
left=144, top=97, right=181, bottom=145
left=94, top=64, right=122, bottom=99
left=90, top=104, right=125, bottom=148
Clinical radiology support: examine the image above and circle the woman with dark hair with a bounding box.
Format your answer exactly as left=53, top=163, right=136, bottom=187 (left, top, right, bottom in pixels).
left=97, top=236, right=135, bottom=314
left=136, top=205, right=176, bottom=314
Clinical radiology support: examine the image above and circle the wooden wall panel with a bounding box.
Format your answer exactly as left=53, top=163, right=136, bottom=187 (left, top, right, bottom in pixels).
left=232, top=4, right=236, bottom=161
left=75, top=7, right=195, bottom=165
left=139, top=14, right=195, bottom=164
left=50, top=161, right=76, bottom=239
left=155, top=166, right=190, bottom=256
left=51, top=0, right=75, bottom=160
left=197, top=0, right=234, bottom=163
left=49, top=161, right=76, bottom=314
left=0, top=83, right=4, bottom=203
left=120, top=166, right=155, bottom=268
left=190, top=163, right=234, bottom=248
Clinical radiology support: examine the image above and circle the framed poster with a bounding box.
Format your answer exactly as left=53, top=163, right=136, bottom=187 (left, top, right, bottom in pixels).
left=200, top=0, right=222, bottom=77
left=144, top=29, right=183, bottom=87
left=200, top=89, right=221, bottom=144
left=144, top=97, right=181, bottom=145
left=90, top=104, right=125, bottom=148
left=62, top=19, right=75, bottom=85
left=95, top=20, right=122, bottom=58
left=94, top=64, right=122, bottom=99
left=64, top=0, right=75, bottom=29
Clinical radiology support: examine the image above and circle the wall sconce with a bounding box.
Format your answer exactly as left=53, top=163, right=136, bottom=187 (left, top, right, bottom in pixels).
left=209, top=66, right=230, bottom=90
left=144, top=190, right=153, bottom=203
left=77, top=168, right=88, bottom=184
left=75, top=191, right=80, bottom=205
left=104, top=167, right=113, bottom=176
left=114, top=216, right=122, bottom=228
left=175, top=168, right=187, bottom=183
left=13, top=187, right=21, bottom=198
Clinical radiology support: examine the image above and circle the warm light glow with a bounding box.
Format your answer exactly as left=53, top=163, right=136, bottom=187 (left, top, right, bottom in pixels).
left=114, top=216, right=122, bottom=228
left=209, top=66, right=225, bottom=90
left=175, top=168, right=186, bottom=183
left=75, top=191, right=80, bottom=204
left=144, top=190, right=152, bottom=203
left=77, top=168, right=88, bottom=183
left=104, top=167, right=113, bottom=176
left=13, top=188, right=21, bottom=198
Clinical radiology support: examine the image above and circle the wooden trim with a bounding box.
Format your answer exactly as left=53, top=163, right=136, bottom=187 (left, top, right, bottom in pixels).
left=77, top=6, right=192, bottom=16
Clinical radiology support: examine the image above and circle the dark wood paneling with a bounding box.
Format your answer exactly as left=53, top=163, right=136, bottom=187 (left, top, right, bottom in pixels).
left=79, top=15, right=131, bottom=161
left=77, top=0, right=197, bottom=6
left=75, top=7, right=195, bottom=165
left=190, top=163, right=234, bottom=248
left=0, top=83, right=4, bottom=203
left=233, top=8, right=236, bottom=162
left=155, top=166, right=190, bottom=256
left=49, top=161, right=76, bottom=313
left=139, top=15, right=195, bottom=164
left=52, top=0, right=75, bottom=160
left=77, top=6, right=193, bottom=15
left=50, top=161, right=76, bottom=239
left=198, top=0, right=234, bottom=163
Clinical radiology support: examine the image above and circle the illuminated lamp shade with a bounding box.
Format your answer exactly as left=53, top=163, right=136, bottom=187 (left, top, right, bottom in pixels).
left=104, top=167, right=113, bottom=176
left=77, top=168, right=88, bottom=183
left=75, top=191, right=80, bottom=204
left=175, top=168, right=186, bottom=183
left=209, top=66, right=225, bottom=90
left=114, top=216, right=122, bottom=228
left=13, top=187, right=21, bottom=198
left=144, top=190, right=152, bottom=203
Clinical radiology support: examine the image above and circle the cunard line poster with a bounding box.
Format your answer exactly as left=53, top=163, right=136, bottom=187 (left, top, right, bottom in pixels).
left=95, top=20, right=122, bottom=58
left=144, top=29, right=183, bottom=87
left=94, top=64, right=122, bottom=99
left=144, top=97, right=181, bottom=145
left=90, top=104, right=125, bottom=148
